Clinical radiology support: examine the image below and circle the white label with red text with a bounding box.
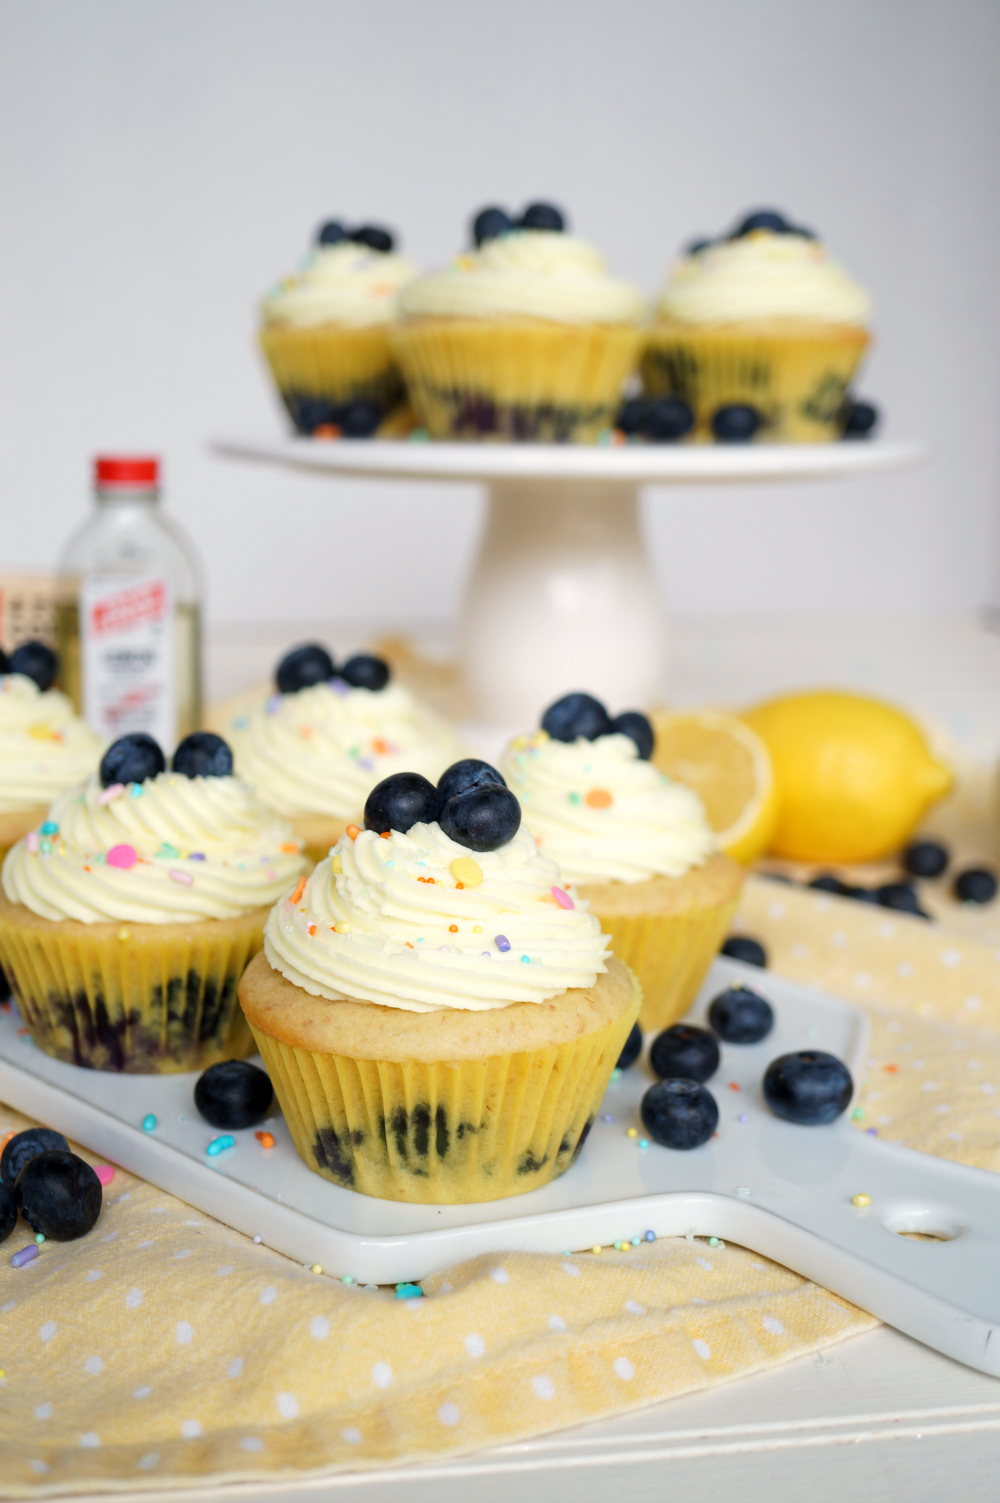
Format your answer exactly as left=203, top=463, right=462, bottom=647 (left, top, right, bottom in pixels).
left=81, top=574, right=176, bottom=752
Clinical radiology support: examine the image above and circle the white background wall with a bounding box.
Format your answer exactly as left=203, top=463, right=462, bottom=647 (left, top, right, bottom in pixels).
left=1, top=0, right=999, bottom=631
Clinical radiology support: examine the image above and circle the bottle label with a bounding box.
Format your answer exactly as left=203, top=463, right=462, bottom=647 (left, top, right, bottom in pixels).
left=81, top=574, right=176, bottom=751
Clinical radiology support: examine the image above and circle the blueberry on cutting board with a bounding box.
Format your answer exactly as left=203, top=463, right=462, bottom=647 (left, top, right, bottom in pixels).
left=195, top=1060, right=274, bottom=1131
left=707, top=986, right=774, bottom=1044
left=763, top=1051, right=853, bottom=1125
left=641, top=1080, right=719, bottom=1149
left=649, top=1024, right=719, bottom=1083
left=616, top=1022, right=643, bottom=1070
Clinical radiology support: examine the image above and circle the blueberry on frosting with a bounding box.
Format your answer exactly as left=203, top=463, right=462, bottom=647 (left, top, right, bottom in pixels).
left=472, top=206, right=513, bottom=246
left=275, top=643, right=336, bottom=694
left=519, top=202, right=566, bottom=233
left=350, top=225, right=394, bottom=253
left=172, top=732, right=234, bottom=779
left=541, top=693, right=613, bottom=744
left=339, top=653, right=390, bottom=691
left=99, top=732, right=166, bottom=789
left=9, top=641, right=59, bottom=692
left=364, top=771, right=441, bottom=835
left=437, top=759, right=506, bottom=805
left=611, top=711, right=654, bottom=761
left=316, top=220, right=348, bottom=246
left=439, top=784, right=521, bottom=853
left=732, top=209, right=791, bottom=237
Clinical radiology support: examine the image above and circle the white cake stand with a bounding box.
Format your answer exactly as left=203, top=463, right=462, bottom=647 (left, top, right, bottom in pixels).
left=214, top=437, right=924, bottom=725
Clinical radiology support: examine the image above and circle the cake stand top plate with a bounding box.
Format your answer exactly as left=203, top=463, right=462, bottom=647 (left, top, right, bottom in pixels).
left=213, top=436, right=925, bottom=485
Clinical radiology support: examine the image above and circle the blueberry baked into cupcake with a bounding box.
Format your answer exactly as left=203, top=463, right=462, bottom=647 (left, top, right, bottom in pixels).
left=642, top=208, right=872, bottom=443
left=225, top=644, right=462, bottom=862
left=501, top=695, right=745, bottom=1031
left=0, top=731, right=305, bottom=1072
left=259, top=220, right=418, bottom=436
left=239, top=760, right=639, bottom=1203
left=392, top=202, right=643, bottom=441
left=0, top=642, right=103, bottom=860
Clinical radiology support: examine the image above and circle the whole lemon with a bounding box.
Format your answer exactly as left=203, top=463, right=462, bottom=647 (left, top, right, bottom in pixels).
left=741, top=690, right=952, bottom=863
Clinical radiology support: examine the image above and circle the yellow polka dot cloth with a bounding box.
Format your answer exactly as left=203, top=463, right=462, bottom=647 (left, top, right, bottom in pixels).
left=4, top=873, right=1000, bottom=1495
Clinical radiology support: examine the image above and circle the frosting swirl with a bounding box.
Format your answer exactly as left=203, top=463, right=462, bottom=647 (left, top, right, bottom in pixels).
left=0, top=675, right=103, bottom=814
left=227, top=681, right=462, bottom=824
left=500, top=731, right=715, bottom=884
left=2, top=772, right=306, bottom=924
left=261, top=242, right=418, bottom=330
left=655, top=232, right=871, bottom=327
left=264, top=822, right=609, bottom=1013
left=396, top=230, right=643, bottom=326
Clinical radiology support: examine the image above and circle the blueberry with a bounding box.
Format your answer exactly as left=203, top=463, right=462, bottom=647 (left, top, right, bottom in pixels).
left=275, top=643, right=336, bottom=694
left=439, top=784, right=521, bottom=853
left=644, top=396, right=694, bottom=442
left=954, top=868, right=998, bottom=905
left=364, top=772, right=441, bottom=835
left=615, top=397, right=648, bottom=435
left=541, top=692, right=613, bottom=743
left=712, top=404, right=762, bottom=442
left=99, top=732, right=166, bottom=789
left=685, top=238, right=713, bottom=256
left=9, top=641, right=59, bottom=692
left=519, top=202, right=566, bottom=233
left=0, top=963, right=9, bottom=1002
left=0, top=1184, right=15, bottom=1245
left=172, top=732, right=233, bottom=779
left=649, top=1023, right=719, bottom=1084
left=641, top=1079, right=719, bottom=1149
left=339, top=653, right=390, bottom=691
left=841, top=400, right=879, bottom=439
left=0, top=646, right=9, bottom=674
left=295, top=396, right=339, bottom=434
left=472, top=206, right=513, bottom=246
left=616, top=1022, right=643, bottom=1071
left=733, top=209, right=791, bottom=237
left=875, top=882, right=928, bottom=918
left=437, top=759, right=507, bottom=806
left=902, top=839, right=949, bottom=879
left=612, top=711, right=654, bottom=760
left=808, top=873, right=850, bottom=895
left=14, top=1150, right=102, bottom=1240
left=338, top=401, right=382, bottom=438
left=350, top=225, right=394, bottom=253
left=707, top=985, right=774, bottom=1044
left=763, top=1051, right=853, bottom=1125
left=194, top=1059, right=274, bottom=1131
left=845, top=885, right=881, bottom=905
left=721, top=935, right=767, bottom=968
left=316, top=220, right=348, bottom=246
left=1, top=1127, right=69, bottom=1186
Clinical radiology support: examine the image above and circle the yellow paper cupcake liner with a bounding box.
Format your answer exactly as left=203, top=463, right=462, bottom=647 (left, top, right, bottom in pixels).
left=391, top=318, right=641, bottom=441
left=640, top=322, right=869, bottom=442
left=248, top=973, right=641, bottom=1205
left=258, top=323, right=405, bottom=427
left=0, top=894, right=267, bottom=1072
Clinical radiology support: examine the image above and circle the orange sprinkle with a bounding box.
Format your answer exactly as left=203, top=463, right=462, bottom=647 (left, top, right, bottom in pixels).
left=298, top=725, right=314, bottom=740
left=280, top=842, right=298, bottom=854
left=308, top=924, right=316, bottom=936
left=884, top=1063, right=898, bottom=1073
left=313, top=424, right=340, bottom=440
left=372, top=738, right=391, bottom=756
left=346, top=825, right=360, bottom=840
left=585, top=788, right=613, bottom=809
left=380, top=831, right=391, bottom=840
left=417, top=876, right=435, bottom=884
left=1, top=1130, right=14, bottom=1150
left=405, top=942, right=414, bottom=948
left=289, top=876, right=307, bottom=905
left=455, top=881, right=464, bottom=890
left=449, top=924, right=458, bottom=933
left=255, top=1131, right=276, bottom=1149
left=728, top=1081, right=740, bottom=1091
left=83, top=865, right=91, bottom=873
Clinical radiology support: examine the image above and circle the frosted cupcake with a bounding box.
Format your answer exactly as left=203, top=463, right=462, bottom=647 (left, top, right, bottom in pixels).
left=0, top=642, right=103, bottom=859
left=259, top=221, right=418, bottom=436
left=0, top=731, right=305, bottom=1072
left=225, top=644, right=462, bottom=863
left=642, top=209, right=871, bottom=442
left=240, top=762, right=638, bottom=1203
left=392, top=202, right=643, bottom=441
left=501, top=694, right=745, bottom=1031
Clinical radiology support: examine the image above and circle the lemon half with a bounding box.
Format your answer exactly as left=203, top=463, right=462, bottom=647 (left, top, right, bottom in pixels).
left=650, top=708, right=778, bottom=865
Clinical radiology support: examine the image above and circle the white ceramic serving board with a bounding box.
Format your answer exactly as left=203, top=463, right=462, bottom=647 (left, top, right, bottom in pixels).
left=2, top=958, right=1000, bottom=1377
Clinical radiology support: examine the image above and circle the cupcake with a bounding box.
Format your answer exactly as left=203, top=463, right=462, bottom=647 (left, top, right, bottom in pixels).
left=392, top=202, right=643, bottom=441
left=225, top=644, right=463, bottom=863
left=500, top=694, right=745, bottom=1032
left=0, top=731, right=306, bottom=1072
left=259, top=221, right=418, bottom=436
left=642, top=209, right=872, bottom=442
left=239, top=762, right=639, bottom=1203
left=0, top=642, right=103, bottom=860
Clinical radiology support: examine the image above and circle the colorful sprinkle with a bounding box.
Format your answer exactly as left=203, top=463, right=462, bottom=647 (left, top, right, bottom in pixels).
left=551, top=885, right=574, bottom=910
left=142, top=1114, right=157, bottom=1132
left=169, top=869, right=194, bottom=886
left=585, top=788, right=613, bottom=809
left=207, top=1135, right=235, bottom=1156
left=157, top=842, right=179, bottom=858
left=26, top=832, right=39, bottom=854
left=592, top=1246, right=602, bottom=1255
left=495, top=935, right=511, bottom=952
left=189, top=852, right=206, bottom=862
left=289, top=876, right=307, bottom=905
left=334, top=921, right=351, bottom=934
left=448, top=924, right=458, bottom=933
left=852, top=1192, right=871, bottom=1207
left=627, top=1128, right=638, bottom=1138
left=644, top=1230, right=655, bottom=1243
left=450, top=856, right=483, bottom=887
left=568, top=792, right=582, bottom=805
left=395, top=1283, right=422, bottom=1299
left=96, top=783, right=124, bottom=806
left=345, top=825, right=360, bottom=840
left=129, top=783, right=144, bottom=799
left=34, top=1233, right=45, bottom=1244
left=107, top=844, right=138, bottom=870
left=11, top=1244, right=38, bottom=1268
left=639, top=1139, right=649, bottom=1149
left=738, top=1113, right=749, bottom=1123
left=851, top=1107, right=864, bottom=1121
left=117, top=927, right=130, bottom=942
left=255, top=1132, right=275, bottom=1149
left=709, top=1237, right=723, bottom=1248
left=94, top=1165, right=115, bottom=1186
left=39, top=820, right=58, bottom=836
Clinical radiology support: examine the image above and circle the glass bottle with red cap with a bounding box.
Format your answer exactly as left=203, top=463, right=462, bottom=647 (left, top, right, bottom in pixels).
left=55, top=457, right=202, bottom=752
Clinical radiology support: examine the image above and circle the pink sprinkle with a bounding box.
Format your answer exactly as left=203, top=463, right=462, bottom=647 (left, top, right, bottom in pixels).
left=266, top=870, right=276, bottom=880
left=551, top=886, right=575, bottom=910
left=26, top=832, right=39, bottom=854
left=96, top=783, right=125, bottom=806
left=107, top=844, right=138, bottom=870
left=169, top=869, right=194, bottom=886
left=94, top=1164, right=115, bottom=1186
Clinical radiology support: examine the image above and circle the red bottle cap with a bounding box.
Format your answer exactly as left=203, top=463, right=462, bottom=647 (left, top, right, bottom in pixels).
left=94, top=457, right=159, bottom=487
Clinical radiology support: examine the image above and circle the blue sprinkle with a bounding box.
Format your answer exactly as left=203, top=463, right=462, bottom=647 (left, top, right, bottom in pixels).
left=207, top=1135, right=235, bottom=1156
left=495, top=935, right=511, bottom=952
left=481, top=951, right=491, bottom=958
left=644, top=1230, right=655, bottom=1243
left=189, top=852, right=206, bottom=861
left=39, top=820, right=58, bottom=836
left=129, top=783, right=144, bottom=798
left=521, top=955, right=530, bottom=964
left=142, top=1114, right=157, bottom=1132
left=233, top=716, right=248, bottom=729
left=395, top=1282, right=422, bottom=1299
left=866, top=1126, right=879, bottom=1135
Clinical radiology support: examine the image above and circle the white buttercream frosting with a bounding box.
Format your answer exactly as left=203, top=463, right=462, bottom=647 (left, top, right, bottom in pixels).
left=263, top=821, right=609, bottom=1013
left=2, top=772, right=306, bottom=924
left=501, top=731, right=715, bottom=885
left=261, top=242, right=418, bottom=330
left=0, top=675, right=103, bottom=814
left=396, top=230, right=643, bottom=326
left=655, top=232, right=871, bottom=327
left=227, top=681, right=462, bottom=825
